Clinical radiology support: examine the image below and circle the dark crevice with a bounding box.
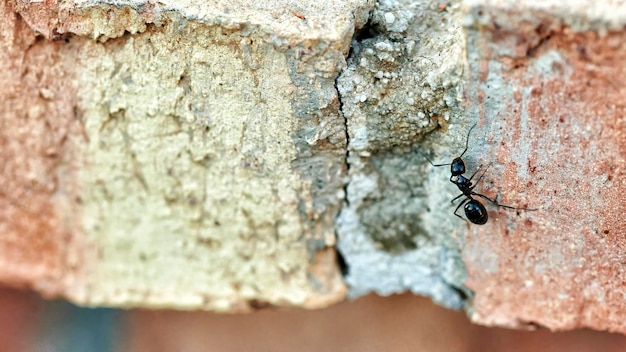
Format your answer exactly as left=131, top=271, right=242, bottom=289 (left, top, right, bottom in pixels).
left=247, top=299, right=272, bottom=310
left=336, top=79, right=350, bottom=208
left=331, top=12, right=377, bottom=279
left=516, top=318, right=548, bottom=330
left=336, top=247, right=349, bottom=277
left=334, top=71, right=350, bottom=278
left=450, top=285, right=470, bottom=301
left=526, top=23, right=555, bottom=58
left=353, top=13, right=380, bottom=41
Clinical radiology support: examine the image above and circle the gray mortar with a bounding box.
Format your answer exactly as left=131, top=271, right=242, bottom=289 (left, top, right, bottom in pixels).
left=336, top=0, right=472, bottom=308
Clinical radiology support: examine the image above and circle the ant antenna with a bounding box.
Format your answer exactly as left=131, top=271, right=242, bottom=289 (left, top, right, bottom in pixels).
left=423, top=155, right=450, bottom=167
left=458, top=123, right=476, bottom=159
left=421, top=123, right=477, bottom=167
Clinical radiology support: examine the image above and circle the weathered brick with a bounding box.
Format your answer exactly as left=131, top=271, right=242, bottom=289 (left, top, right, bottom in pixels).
left=0, top=0, right=372, bottom=310
left=463, top=0, right=626, bottom=333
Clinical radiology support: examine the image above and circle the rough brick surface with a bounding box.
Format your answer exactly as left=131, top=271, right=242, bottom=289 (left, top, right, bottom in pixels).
left=0, top=2, right=86, bottom=294
left=463, top=0, right=626, bottom=333
left=336, top=0, right=626, bottom=334
left=3, top=0, right=626, bottom=336
left=0, top=0, right=374, bottom=310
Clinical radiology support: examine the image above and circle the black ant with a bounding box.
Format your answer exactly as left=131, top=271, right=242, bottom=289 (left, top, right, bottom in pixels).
left=423, top=124, right=535, bottom=225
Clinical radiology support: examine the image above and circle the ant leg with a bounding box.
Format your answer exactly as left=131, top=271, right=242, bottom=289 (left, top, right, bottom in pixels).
left=472, top=192, right=537, bottom=211
left=468, top=163, right=492, bottom=191
left=421, top=123, right=477, bottom=167
left=458, top=124, right=477, bottom=159
left=468, top=165, right=537, bottom=211
left=467, top=164, right=484, bottom=183
left=450, top=193, right=465, bottom=205
left=473, top=192, right=514, bottom=208
left=453, top=198, right=469, bottom=221
left=422, top=153, right=451, bottom=167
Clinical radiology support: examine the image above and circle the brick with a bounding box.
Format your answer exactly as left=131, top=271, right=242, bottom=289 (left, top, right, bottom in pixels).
left=463, top=0, right=626, bottom=333
left=0, top=0, right=373, bottom=310
left=4, top=0, right=626, bottom=335
left=337, top=0, right=626, bottom=334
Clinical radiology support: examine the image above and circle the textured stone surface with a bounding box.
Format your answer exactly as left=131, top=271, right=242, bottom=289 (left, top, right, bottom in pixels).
left=463, top=0, right=626, bottom=31
left=4, top=0, right=626, bottom=336
left=0, top=2, right=86, bottom=294
left=463, top=0, right=626, bottom=333
left=336, top=0, right=469, bottom=308
left=0, top=0, right=374, bottom=310
left=337, top=0, right=626, bottom=333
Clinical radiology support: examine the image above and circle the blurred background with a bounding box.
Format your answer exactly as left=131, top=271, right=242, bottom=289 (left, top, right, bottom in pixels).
left=3, top=287, right=626, bottom=352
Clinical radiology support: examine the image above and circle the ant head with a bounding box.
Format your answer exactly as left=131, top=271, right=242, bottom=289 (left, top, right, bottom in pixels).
left=450, top=157, right=465, bottom=176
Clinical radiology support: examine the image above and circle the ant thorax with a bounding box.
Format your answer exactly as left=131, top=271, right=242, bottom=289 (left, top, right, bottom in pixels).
left=450, top=174, right=470, bottom=189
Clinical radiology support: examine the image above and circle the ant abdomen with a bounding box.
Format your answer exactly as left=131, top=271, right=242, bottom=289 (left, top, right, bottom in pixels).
left=464, top=199, right=488, bottom=225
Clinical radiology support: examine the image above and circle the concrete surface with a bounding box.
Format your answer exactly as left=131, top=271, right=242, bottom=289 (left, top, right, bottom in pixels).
left=336, top=0, right=469, bottom=309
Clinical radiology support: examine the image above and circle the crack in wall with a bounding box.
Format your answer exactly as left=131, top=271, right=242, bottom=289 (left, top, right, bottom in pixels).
left=333, top=0, right=471, bottom=309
